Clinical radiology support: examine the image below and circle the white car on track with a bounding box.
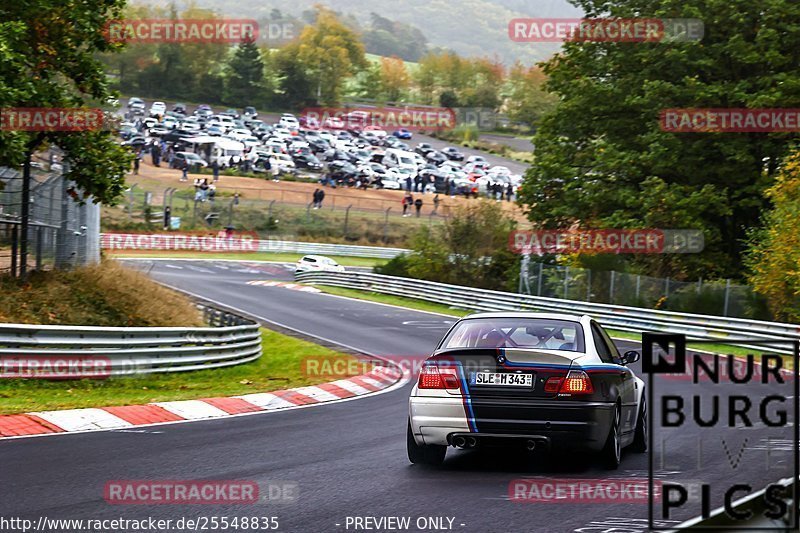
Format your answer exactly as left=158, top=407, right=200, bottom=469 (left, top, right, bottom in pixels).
left=407, top=312, right=646, bottom=468
left=295, top=255, right=345, bottom=273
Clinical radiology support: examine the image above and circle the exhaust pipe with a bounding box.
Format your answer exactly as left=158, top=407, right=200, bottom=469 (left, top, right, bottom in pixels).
left=466, top=436, right=477, bottom=448
left=526, top=439, right=537, bottom=451
left=453, top=436, right=467, bottom=448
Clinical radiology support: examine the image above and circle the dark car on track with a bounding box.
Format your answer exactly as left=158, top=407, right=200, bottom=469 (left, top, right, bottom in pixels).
left=407, top=312, right=646, bottom=469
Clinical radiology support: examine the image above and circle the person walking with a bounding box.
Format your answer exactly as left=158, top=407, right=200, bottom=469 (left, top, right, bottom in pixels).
left=414, top=197, right=423, bottom=218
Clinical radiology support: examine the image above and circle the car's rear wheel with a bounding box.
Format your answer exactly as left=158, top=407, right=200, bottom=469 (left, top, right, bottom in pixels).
left=601, top=404, right=622, bottom=469
left=630, top=395, right=647, bottom=453
left=407, top=421, right=446, bottom=466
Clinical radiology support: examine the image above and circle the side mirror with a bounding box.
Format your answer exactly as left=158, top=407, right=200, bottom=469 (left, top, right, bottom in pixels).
left=622, top=350, right=641, bottom=365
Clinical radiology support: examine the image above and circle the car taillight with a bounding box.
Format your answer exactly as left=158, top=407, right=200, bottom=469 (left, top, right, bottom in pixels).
left=558, top=370, right=594, bottom=394
left=418, top=365, right=460, bottom=390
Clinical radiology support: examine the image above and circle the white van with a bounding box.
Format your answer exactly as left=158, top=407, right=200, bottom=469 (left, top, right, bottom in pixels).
left=382, top=148, right=417, bottom=170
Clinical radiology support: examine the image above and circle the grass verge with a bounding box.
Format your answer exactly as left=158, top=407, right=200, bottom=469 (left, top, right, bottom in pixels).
left=0, top=328, right=358, bottom=415
left=313, top=284, right=779, bottom=361
left=107, top=250, right=387, bottom=268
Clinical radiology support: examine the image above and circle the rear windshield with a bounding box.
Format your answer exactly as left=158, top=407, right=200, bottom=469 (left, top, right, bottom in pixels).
left=440, top=318, right=585, bottom=352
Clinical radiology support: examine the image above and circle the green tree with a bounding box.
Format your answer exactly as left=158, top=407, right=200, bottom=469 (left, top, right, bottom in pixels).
left=0, top=0, right=133, bottom=276
left=404, top=202, right=519, bottom=291
left=517, top=0, right=800, bottom=280
left=0, top=0, right=132, bottom=200
left=296, top=7, right=367, bottom=105
left=224, top=35, right=266, bottom=107
left=504, top=63, right=558, bottom=130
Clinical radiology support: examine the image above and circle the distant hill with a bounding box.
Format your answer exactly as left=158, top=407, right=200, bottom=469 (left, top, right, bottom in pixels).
left=131, top=0, right=583, bottom=64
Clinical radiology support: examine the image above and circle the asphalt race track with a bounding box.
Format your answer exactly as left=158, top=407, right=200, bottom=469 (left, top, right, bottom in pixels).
left=1, top=259, right=794, bottom=533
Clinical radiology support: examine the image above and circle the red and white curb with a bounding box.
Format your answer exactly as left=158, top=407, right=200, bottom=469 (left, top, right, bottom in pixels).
left=0, top=366, right=403, bottom=440
left=246, top=280, right=322, bottom=293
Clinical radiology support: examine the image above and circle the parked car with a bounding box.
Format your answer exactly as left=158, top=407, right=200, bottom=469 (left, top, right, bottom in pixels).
left=293, top=153, right=323, bottom=171
left=415, top=142, right=435, bottom=156
left=441, top=146, right=465, bottom=161
left=393, top=128, right=413, bottom=139
left=149, top=101, right=166, bottom=117
left=169, top=152, right=208, bottom=169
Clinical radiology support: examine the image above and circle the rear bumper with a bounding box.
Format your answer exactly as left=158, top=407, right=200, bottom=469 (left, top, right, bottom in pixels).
left=409, top=396, right=615, bottom=451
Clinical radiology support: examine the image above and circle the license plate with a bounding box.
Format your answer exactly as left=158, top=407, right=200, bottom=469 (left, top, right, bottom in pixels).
left=470, top=372, right=533, bottom=387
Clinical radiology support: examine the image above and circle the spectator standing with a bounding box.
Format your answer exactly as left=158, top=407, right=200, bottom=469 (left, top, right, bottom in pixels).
left=151, top=141, right=161, bottom=167
left=317, top=188, right=325, bottom=209
left=212, top=160, right=220, bottom=182
left=414, top=175, right=421, bottom=192
left=133, top=152, right=140, bottom=175
left=506, top=183, right=514, bottom=202
left=405, top=176, right=412, bottom=192
left=312, top=188, right=321, bottom=209
left=402, top=192, right=413, bottom=217
left=272, top=160, right=280, bottom=182
left=432, top=194, right=440, bottom=214
left=181, top=159, right=189, bottom=181
left=414, top=197, right=423, bottom=217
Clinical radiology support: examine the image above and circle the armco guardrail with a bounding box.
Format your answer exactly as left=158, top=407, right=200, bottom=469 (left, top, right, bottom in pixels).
left=294, top=271, right=800, bottom=354
left=257, top=240, right=407, bottom=258
left=100, top=232, right=408, bottom=259
left=0, top=304, right=261, bottom=377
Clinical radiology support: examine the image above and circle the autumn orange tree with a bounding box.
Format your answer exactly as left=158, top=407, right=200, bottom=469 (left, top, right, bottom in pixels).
left=745, top=149, right=800, bottom=322
left=379, top=56, right=410, bottom=101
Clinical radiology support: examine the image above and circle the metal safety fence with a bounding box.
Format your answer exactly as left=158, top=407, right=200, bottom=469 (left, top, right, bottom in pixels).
left=100, top=232, right=409, bottom=259
left=294, top=270, right=800, bottom=354
left=0, top=150, right=101, bottom=275
left=0, top=304, right=261, bottom=377
left=521, top=260, right=769, bottom=320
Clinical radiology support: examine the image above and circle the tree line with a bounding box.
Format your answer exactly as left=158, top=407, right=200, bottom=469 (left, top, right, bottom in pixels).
left=100, top=5, right=553, bottom=126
